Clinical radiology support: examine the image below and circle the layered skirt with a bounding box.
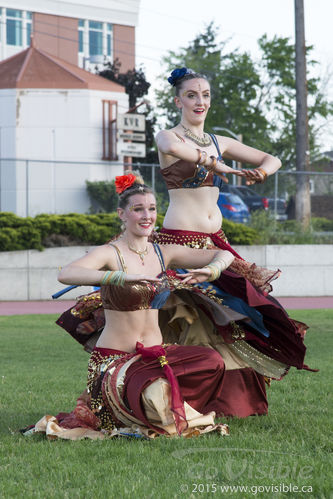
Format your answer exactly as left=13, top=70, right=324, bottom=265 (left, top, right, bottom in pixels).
left=24, top=343, right=230, bottom=440
left=153, top=228, right=312, bottom=416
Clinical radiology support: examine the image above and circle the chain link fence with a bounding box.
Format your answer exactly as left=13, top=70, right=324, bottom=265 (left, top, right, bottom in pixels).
left=1, top=158, right=333, bottom=227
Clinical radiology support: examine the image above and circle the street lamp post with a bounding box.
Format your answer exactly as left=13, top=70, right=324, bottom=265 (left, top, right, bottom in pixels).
left=212, top=127, right=242, bottom=186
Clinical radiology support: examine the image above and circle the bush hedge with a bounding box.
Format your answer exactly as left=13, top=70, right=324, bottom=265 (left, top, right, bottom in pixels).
left=0, top=212, right=121, bottom=251
left=249, top=211, right=333, bottom=244
left=86, top=180, right=118, bottom=213
left=0, top=212, right=258, bottom=251
left=222, top=219, right=258, bottom=245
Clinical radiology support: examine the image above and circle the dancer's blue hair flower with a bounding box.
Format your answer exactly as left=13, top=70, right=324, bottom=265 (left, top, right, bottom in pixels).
left=167, top=67, right=193, bottom=86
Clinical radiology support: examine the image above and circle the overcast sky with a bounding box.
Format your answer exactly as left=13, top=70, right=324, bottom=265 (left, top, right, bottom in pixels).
left=135, top=0, right=333, bottom=148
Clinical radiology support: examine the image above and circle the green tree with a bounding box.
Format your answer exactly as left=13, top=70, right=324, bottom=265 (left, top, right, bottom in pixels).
left=155, top=23, right=270, bottom=152
left=257, top=34, right=333, bottom=167
left=155, top=23, right=333, bottom=177
left=98, top=58, right=150, bottom=108
left=86, top=180, right=118, bottom=213
left=97, top=59, right=157, bottom=164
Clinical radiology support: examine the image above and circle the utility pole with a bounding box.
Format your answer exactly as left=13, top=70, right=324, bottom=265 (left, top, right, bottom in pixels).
left=295, top=0, right=311, bottom=227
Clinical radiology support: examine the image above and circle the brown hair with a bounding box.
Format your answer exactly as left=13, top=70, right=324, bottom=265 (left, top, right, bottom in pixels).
left=174, top=72, right=210, bottom=96
left=118, top=172, right=154, bottom=209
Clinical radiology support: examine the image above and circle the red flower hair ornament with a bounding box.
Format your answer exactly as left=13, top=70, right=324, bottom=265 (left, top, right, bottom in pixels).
left=115, top=173, right=137, bottom=194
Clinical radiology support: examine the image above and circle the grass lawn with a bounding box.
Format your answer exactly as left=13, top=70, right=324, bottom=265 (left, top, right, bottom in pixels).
left=0, top=310, right=332, bottom=498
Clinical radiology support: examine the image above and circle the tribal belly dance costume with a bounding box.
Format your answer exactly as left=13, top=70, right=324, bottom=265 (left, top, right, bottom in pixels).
left=23, top=243, right=229, bottom=440
left=151, top=133, right=314, bottom=418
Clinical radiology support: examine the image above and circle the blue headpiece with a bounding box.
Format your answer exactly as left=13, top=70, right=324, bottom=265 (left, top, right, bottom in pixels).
left=167, top=67, right=195, bottom=86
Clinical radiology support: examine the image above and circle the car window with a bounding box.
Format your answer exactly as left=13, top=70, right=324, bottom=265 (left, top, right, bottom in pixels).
left=237, top=188, right=256, bottom=198
left=225, top=194, right=243, bottom=203
left=242, top=187, right=256, bottom=196
left=235, top=188, right=250, bottom=198
left=228, top=187, right=241, bottom=196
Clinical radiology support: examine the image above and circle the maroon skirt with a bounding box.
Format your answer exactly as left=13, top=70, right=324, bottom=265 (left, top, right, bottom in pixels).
left=55, top=343, right=226, bottom=437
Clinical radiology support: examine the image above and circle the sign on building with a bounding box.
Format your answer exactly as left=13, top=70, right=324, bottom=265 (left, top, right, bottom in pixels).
left=118, top=132, right=146, bottom=142
left=117, top=113, right=146, bottom=158
left=117, top=113, right=146, bottom=132
left=118, top=142, right=146, bottom=158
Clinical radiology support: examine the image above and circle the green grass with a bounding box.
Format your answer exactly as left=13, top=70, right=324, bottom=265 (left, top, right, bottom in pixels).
left=0, top=310, right=332, bottom=498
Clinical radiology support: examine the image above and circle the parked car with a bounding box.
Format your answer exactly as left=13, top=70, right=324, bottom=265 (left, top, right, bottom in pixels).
left=222, top=185, right=269, bottom=212
left=267, top=198, right=288, bottom=221
left=217, top=192, right=251, bottom=224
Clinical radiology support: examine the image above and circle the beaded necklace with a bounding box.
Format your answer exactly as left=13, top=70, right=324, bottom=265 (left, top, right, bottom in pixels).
left=181, top=124, right=212, bottom=147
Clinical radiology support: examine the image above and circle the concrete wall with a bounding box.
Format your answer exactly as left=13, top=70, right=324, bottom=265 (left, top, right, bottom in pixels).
left=233, top=244, right=333, bottom=297
left=15, top=88, right=129, bottom=161
left=0, top=246, right=95, bottom=301
left=0, top=244, right=332, bottom=301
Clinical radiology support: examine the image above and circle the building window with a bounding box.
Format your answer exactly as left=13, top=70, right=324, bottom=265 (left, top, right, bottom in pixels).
left=89, top=20, right=103, bottom=56
left=107, top=23, right=112, bottom=56
left=26, top=12, right=32, bottom=45
left=102, top=100, right=118, bottom=161
left=78, top=19, right=112, bottom=62
left=6, top=9, right=22, bottom=46
left=78, top=19, right=84, bottom=53
left=5, top=8, right=32, bottom=47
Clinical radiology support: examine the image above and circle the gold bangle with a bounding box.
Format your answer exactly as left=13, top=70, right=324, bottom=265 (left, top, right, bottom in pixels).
left=198, top=150, right=207, bottom=165
left=109, top=270, right=126, bottom=287
left=205, top=156, right=217, bottom=171
left=205, top=263, right=221, bottom=281
left=255, top=168, right=268, bottom=183
left=101, top=270, right=117, bottom=285
left=104, top=271, right=115, bottom=285
left=101, top=271, right=111, bottom=285
left=215, top=258, right=227, bottom=271
left=205, top=257, right=228, bottom=281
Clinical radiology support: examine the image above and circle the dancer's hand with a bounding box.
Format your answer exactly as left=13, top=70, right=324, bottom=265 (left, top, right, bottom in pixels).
left=214, top=161, right=244, bottom=184
left=241, top=168, right=266, bottom=185
left=176, top=268, right=212, bottom=284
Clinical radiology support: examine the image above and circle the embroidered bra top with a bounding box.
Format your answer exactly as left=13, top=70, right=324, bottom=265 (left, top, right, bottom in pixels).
left=160, top=133, right=224, bottom=190
left=100, top=243, right=172, bottom=311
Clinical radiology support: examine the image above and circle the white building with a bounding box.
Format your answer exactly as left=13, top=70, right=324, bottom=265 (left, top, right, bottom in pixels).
left=0, top=1, right=141, bottom=216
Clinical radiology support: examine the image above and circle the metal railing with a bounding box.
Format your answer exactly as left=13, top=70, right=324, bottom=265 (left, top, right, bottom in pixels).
left=1, top=158, right=333, bottom=221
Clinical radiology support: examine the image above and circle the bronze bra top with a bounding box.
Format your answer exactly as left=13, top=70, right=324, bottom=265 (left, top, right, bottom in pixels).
left=100, top=243, right=171, bottom=311
left=160, top=160, right=214, bottom=190
left=160, top=132, right=222, bottom=190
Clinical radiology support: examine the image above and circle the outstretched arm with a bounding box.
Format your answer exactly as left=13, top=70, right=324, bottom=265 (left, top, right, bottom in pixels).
left=162, top=244, right=235, bottom=284
left=220, top=136, right=282, bottom=185
left=156, top=130, right=244, bottom=182
left=58, top=246, right=161, bottom=286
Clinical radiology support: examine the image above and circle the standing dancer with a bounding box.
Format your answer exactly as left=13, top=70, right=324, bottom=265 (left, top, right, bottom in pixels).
left=154, top=67, right=312, bottom=418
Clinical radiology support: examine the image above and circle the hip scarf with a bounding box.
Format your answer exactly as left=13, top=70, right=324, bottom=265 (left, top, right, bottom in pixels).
left=87, top=343, right=188, bottom=436
left=155, top=228, right=280, bottom=294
